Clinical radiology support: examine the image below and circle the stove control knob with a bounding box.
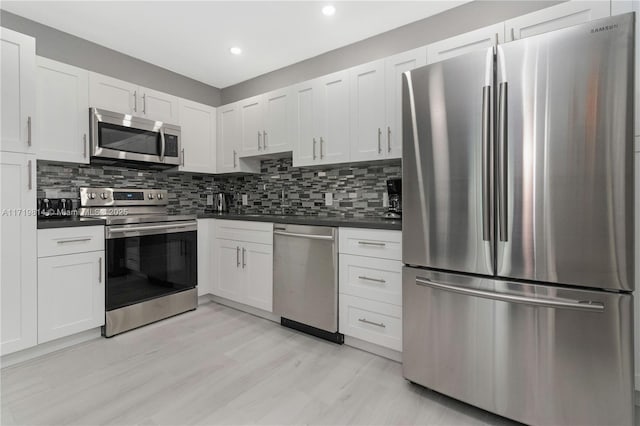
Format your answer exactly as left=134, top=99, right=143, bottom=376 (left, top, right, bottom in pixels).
left=100, top=192, right=109, bottom=200
left=148, top=193, right=154, bottom=200
left=157, top=193, right=163, bottom=200
left=89, top=192, right=96, bottom=200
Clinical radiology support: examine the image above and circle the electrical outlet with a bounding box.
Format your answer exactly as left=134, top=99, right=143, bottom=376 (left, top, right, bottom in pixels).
left=242, top=194, right=248, bottom=205
left=206, top=194, right=213, bottom=206
left=382, top=193, right=389, bottom=207
left=325, top=192, right=333, bottom=206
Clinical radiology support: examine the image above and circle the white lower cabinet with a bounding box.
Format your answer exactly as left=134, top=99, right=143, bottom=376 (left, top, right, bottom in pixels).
left=37, top=251, right=105, bottom=343
left=212, top=220, right=273, bottom=312
left=0, top=152, right=37, bottom=356
left=339, top=295, right=402, bottom=352
left=197, top=219, right=213, bottom=296
left=338, top=228, right=402, bottom=352
left=213, top=239, right=273, bottom=312
left=37, top=226, right=105, bottom=344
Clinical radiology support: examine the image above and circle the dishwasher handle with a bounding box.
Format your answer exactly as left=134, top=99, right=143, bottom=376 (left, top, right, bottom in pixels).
left=274, top=230, right=335, bottom=241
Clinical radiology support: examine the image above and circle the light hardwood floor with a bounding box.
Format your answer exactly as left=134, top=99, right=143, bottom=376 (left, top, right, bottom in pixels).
left=1, top=301, right=521, bottom=426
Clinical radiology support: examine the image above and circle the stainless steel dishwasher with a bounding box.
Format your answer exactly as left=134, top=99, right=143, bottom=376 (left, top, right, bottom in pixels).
left=273, top=224, right=343, bottom=343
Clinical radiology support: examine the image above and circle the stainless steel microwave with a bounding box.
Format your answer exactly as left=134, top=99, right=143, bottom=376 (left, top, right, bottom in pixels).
left=90, top=108, right=181, bottom=167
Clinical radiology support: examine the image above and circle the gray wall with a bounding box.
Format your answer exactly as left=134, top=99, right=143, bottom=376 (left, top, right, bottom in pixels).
left=0, top=10, right=222, bottom=107
left=221, top=0, right=560, bottom=104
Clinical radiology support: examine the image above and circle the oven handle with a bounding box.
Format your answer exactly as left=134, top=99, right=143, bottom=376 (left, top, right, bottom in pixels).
left=106, top=221, right=197, bottom=239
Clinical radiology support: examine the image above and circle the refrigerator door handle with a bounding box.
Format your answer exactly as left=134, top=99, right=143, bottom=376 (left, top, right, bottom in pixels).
left=497, top=82, right=508, bottom=242
left=481, top=85, right=491, bottom=241
left=415, top=277, right=604, bottom=312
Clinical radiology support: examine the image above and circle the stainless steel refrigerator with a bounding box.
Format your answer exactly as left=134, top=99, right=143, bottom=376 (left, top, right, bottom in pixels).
left=402, top=13, right=635, bottom=426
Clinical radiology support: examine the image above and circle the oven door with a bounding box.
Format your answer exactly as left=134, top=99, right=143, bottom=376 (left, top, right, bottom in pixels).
left=105, top=221, right=197, bottom=311
left=90, top=108, right=181, bottom=165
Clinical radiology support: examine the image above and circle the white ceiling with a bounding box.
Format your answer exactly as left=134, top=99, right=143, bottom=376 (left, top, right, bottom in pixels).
left=1, top=1, right=466, bottom=88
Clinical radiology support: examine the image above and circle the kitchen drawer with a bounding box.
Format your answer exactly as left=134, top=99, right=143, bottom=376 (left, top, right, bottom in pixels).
left=339, top=254, right=402, bottom=306
left=38, top=226, right=104, bottom=257
left=339, top=294, right=402, bottom=351
left=339, top=228, right=401, bottom=260
left=213, top=219, right=273, bottom=245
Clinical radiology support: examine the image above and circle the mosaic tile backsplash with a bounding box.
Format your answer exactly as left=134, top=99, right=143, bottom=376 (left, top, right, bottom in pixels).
left=37, top=158, right=402, bottom=218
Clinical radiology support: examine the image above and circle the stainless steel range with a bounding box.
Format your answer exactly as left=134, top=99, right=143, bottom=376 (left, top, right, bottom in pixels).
left=79, top=187, right=198, bottom=337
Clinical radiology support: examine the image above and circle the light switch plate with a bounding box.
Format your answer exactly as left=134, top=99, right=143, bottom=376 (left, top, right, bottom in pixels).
left=325, top=193, right=333, bottom=206
left=242, top=194, right=248, bottom=205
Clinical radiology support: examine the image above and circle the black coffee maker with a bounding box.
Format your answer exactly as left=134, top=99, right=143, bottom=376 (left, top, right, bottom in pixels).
left=383, top=178, right=402, bottom=219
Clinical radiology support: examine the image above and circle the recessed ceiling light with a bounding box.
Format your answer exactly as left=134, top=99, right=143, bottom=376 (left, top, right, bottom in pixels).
left=322, top=5, right=336, bottom=16
left=229, top=46, right=242, bottom=55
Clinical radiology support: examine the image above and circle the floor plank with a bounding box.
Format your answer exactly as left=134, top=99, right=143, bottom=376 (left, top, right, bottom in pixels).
left=1, top=302, right=518, bottom=426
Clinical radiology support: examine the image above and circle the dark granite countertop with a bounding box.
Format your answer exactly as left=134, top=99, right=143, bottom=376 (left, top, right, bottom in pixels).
left=197, top=212, right=402, bottom=231
left=37, top=217, right=107, bottom=229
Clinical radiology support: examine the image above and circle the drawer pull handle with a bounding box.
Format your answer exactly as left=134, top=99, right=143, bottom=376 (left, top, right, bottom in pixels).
left=98, top=257, right=102, bottom=283
left=358, top=276, right=386, bottom=284
left=357, top=241, right=386, bottom=247
left=358, top=318, right=386, bottom=328
left=57, top=238, right=92, bottom=244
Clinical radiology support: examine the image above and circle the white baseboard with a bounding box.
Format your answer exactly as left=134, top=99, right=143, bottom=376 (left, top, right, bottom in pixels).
left=344, top=335, right=402, bottom=363
left=1, top=328, right=101, bottom=369
left=208, top=294, right=280, bottom=323
left=198, top=295, right=213, bottom=306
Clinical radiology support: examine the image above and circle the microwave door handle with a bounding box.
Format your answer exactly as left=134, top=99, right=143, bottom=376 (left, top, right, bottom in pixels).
left=159, top=127, right=166, bottom=161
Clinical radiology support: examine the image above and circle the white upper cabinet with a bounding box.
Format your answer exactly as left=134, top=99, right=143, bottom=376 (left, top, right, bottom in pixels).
left=316, top=70, right=350, bottom=165
left=504, top=0, right=610, bottom=41
left=1, top=28, right=36, bottom=154
left=141, top=87, right=179, bottom=124
left=239, top=95, right=264, bottom=156
left=217, top=102, right=240, bottom=173
left=89, top=72, right=178, bottom=123
left=349, top=48, right=427, bottom=162
left=262, top=87, right=293, bottom=155
left=36, top=57, right=90, bottom=164
left=385, top=47, right=427, bottom=159
left=293, top=71, right=350, bottom=167
left=178, top=98, right=216, bottom=174
left=349, top=59, right=387, bottom=162
left=427, top=22, right=504, bottom=64
left=292, top=80, right=319, bottom=167
left=216, top=102, right=259, bottom=174
left=89, top=72, right=138, bottom=114
left=1, top=152, right=37, bottom=356
left=237, top=88, right=293, bottom=158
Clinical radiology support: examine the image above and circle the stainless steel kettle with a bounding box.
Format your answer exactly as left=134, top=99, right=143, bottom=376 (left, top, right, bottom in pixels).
left=214, top=193, right=229, bottom=212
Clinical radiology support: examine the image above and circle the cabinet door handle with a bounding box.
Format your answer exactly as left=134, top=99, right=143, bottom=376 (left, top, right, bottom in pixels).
left=357, top=241, right=386, bottom=247
left=181, top=148, right=185, bottom=166
left=257, top=131, right=262, bottom=150
left=142, top=93, right=146, bottom=114
left=378, top=128, right=382, bottom=154
left=358, top=318, right=386, bottom=328
left=233, top=150, right=237, bottom=168
left=320, top=137, right=324, bottom=159
left=27, top=116, right=32, bottom=146
left=57, top=238, right=91, bottom=244
left=358, top=276, right=386, bottom=284
left=27, top=159, right=32, bottom=190
left=263, top=130, right=267, bottom=149
left=236, top=246, right=241, bottom=267
left=133, top=91, right=137, bottom=112
left=98, top=257, right=102, bottom=283
left=83, top=134, right=87, bottom=158
left=313, top=138, right=317, bottom=160
left=242, top=247, right=246, bottom=268
left=387, top=126, right=391, bottom=153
